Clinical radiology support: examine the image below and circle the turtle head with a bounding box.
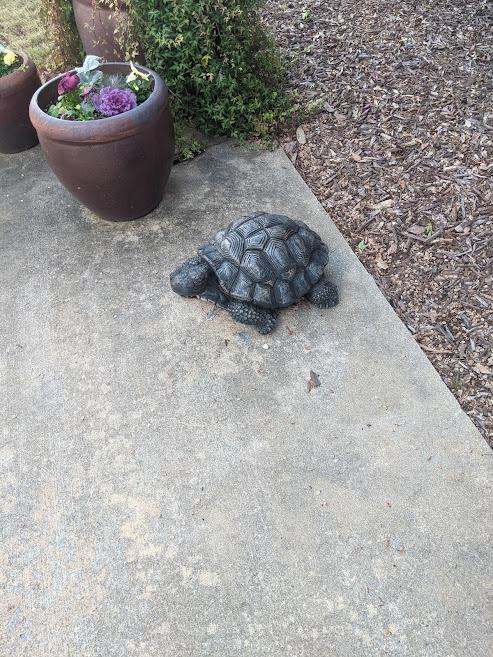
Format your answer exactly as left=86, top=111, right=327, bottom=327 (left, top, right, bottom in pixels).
left=170, top=256, right=211, bottom=297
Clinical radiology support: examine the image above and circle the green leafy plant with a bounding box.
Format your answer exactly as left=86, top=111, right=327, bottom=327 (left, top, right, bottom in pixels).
left=46, top=56, right=153, bottom=121
left=426, top=222, right=433, bottom=237
left=0, top=44, right=19, bottom=78
left=128, top=0, right=292, bottom=140
left=358, top=240, right=368, bottom=250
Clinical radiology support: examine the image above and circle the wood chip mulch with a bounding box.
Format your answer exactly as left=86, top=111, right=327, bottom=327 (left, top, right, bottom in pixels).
left=261, top=0, right=492, bottom=445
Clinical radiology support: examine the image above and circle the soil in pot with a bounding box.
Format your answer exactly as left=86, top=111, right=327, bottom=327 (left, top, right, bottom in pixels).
left=29, top=63, right=175, bottom=222
left=0, top=52, right=41, bottom=154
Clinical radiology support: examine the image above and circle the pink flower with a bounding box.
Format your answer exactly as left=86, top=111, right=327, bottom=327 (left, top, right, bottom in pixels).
left=58, top=71, right=80, bottom=96
left=79, top=85, right=96, bottom=101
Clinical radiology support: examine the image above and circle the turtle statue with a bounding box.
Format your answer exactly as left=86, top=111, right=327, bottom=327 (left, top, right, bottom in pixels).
left=170, top=212, right=339, bottom=334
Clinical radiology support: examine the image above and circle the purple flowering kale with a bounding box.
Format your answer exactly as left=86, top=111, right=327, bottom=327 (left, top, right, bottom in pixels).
left=58, top=71, right=81, bottom=95
left=96, top=87, right=138, bottom=117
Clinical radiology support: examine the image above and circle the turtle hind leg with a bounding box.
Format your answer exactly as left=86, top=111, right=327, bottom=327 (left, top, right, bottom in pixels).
left=306, top=278, right=339, bottom=308
left=228, top=300, right=276, bottom=334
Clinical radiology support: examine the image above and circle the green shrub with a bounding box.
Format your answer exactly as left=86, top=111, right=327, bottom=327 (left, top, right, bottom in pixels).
left=129, top=0, right=291, bottom=139
left=39, top=0, right=82, bottom=69
left=35, top=0, right=290, bottom=150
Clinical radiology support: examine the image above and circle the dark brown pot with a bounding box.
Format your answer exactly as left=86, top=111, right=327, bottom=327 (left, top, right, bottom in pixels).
left=29, top=63, right=175, bottom=222
left=72, top=0, right=142, bottom=62
left=0, top=52, right=41, bottom=154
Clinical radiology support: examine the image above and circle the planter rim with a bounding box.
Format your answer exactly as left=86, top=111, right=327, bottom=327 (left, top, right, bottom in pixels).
left=0, top=51, right=37, bottom=97
left=29, top=62, right=169, bottom=143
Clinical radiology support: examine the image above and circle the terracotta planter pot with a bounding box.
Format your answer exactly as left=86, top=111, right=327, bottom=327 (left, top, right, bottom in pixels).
left=0, top=51, right=41, bottom=154
left=29, top=63, right=175, bottom=222
left=72, top=0, right=142, bottom=62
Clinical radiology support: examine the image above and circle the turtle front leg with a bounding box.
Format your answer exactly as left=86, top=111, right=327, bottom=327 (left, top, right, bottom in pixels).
left=228, top=300, right=276, bottom=335
left=306, top=278, right=339, bottom=308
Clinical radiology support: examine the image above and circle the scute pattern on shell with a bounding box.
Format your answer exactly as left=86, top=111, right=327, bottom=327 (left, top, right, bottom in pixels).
left=198, top=213, right=329, bottom=308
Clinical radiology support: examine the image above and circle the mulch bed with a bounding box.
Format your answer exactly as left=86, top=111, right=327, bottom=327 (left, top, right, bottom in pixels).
left=261, top=0, right=492, bottom=445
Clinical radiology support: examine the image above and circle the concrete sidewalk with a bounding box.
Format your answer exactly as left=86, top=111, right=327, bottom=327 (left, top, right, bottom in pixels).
left=1, top=142, right=492, bottom=657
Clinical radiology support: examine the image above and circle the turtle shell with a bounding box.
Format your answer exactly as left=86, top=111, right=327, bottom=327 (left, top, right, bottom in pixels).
left=198, top=212, right=329, bottom=308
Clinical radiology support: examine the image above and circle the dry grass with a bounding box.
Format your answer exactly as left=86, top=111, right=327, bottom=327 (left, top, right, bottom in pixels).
left=0, top=0, right=49, bottom=65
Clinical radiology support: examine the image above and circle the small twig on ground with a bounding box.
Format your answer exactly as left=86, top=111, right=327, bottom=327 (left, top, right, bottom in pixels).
left=400, top=226, right=444, bottom=244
